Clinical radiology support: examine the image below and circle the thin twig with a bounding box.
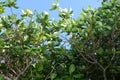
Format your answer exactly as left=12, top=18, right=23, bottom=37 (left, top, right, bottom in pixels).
left=45, top=64, right=56, bottom=80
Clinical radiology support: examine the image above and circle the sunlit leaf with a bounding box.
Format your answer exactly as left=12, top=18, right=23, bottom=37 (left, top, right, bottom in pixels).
left=69, top=64, right=75, bottom=74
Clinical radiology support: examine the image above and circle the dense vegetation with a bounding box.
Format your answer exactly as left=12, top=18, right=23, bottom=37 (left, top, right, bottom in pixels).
left=0, top=0, right=120, bottom=80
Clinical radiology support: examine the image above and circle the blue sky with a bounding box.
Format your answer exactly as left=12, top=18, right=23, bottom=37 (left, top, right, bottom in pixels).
left=10, top=0, right=102, bottom=18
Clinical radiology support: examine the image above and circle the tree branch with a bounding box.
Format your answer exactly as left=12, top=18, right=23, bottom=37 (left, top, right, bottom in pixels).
left=14, top=61, right=32, bottom=80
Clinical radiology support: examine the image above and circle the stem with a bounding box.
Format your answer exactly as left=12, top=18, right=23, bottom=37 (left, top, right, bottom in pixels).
left=103, top=69, right=107, bottom=80
left=10, top=7, right=14, bottom=14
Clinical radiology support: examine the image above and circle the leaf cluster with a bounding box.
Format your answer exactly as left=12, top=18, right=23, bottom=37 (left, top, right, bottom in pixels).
left=0, top=0, right=120, bottom=80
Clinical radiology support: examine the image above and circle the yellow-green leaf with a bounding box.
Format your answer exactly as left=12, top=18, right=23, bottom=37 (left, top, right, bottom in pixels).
left=0, top=7, right=5, bottom=14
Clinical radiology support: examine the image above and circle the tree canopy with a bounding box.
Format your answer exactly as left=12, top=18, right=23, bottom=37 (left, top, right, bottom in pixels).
left=0, top=0, right=120, bottom=80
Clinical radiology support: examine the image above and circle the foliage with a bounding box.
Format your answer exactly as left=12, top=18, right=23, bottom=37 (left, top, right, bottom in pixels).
left=0, top=0, right=120, bottom=80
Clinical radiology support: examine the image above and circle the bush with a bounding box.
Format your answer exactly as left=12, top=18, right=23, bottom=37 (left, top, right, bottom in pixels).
left=0, top=0, right=120, bottom=80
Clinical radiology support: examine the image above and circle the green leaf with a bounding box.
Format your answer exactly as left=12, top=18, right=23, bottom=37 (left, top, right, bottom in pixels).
left=117, top=0, right=120, bottom=4
left=86, top=26, right=92, bottom=32
left=38, top=65, right=43, bottom=71
left=0, top=39, right=4, bottom=45
left=87, top=5, right=92, bottom=9
left=6, top=0, right=18, bottom=8
left=50, top=73, right=57, bottom=80
left=13, top=4, right=19, bottom=9
left=73, top=74, right=84, bottom=79
left=53, top=32, right=60, bottom=37
left=22, top=9, right=33, bottom=18
left=0, top=76, right=4, bottom=80
left=32, top=63, right=36, bottom=68
left=0, top=7, right=5, bottom=14
left=69, top=64, right=75, bottom=74
left=97, top=47, right=104, bottom=54
left=116, top=51, right=120, bottom=54
left=50, top=1, right=59, bottom=11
